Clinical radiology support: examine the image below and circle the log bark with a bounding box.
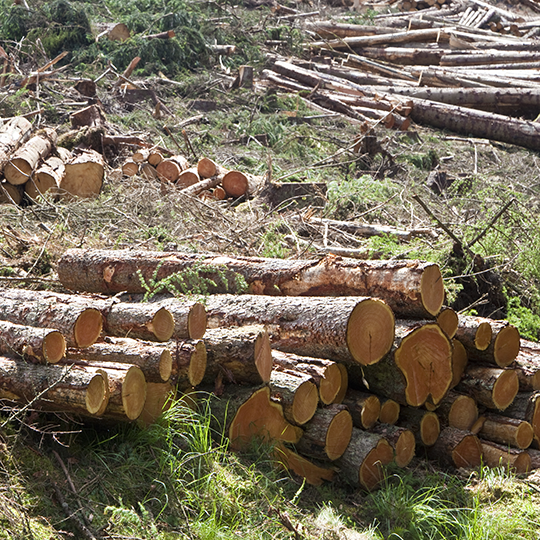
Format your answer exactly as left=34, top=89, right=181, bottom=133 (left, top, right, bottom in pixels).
left=341, top=389, right=380, bottom=430
left=0, top=321, right=66, bottom=364
left=477, top=414, right=533, bottom=449
left=457, top=366, right=519, bottom=411
left=503, top=392, right=540, bottom=445
left=201, top=325, right=272, bottom=386
left=398, top=407, right=440, bottom=447
left=427, top=427, right=482, bottom=469
left=0, top=117, right=33, bottom=173
left=305, top=21, right=400, bottom=38
left=435, top=390, right=478, bottom=431
left=351, top=322, right=453, bottom=407
left=209, top=386, right=303, bottom=451
left=272, top=350, right=342, bottom=405
left=379, top=398, right=400, bottom=425
left=0, top=356, right=107, bottom=417
left=480, top=440, right=531, bottom=473
left=59, top=149, right=104, bottom=199
left=4, top=129, right=56, bottom=185
left=455, top=315, right=493, bottom=352
left=65, top=336, right=172, bottom=383
left=295, top=405, right=353, bottom=461
left=513, top=339, right=540, bottom=391
left=181, top=173, right=225, bottom=197
left=269, top=369, right=318, bottom=426
left=273, top=444, right=335, bottom=485
left=56, top=249, right=445, bottom=318
left=370, top=424, right=415, bottom=467
left=168, top=339, right=207, bottom=389
left=26, top=153, right=67, bottom=200
left=337, top=427, right=394, bottom=490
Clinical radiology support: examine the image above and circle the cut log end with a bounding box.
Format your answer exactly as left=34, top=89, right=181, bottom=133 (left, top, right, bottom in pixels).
left=254, top=329, right=273, bottom=384
left=395, top=430, right=415, bottom=468
left=151, top=307, right=175, bottom=342
left=292, top=381, right=319, bottom=425
left=421, top=411, right=441, bottom=447
left=493, top=369, right=519, bottom=411
left=451, top=339, right=468, bottom=388
left=274, top=445, right=335, bottom=486
left=86, top=373, right=107, bottom=415
left=74, top=308, right=103, bottom=348
left=379, top=399, right=400, bottom=425
left=515, top=421, right=534, bottom=449
left=333, top=363, right=349, bottom=404
left=42, top=331, right=67, bottom=364
left=319, top=363, right=342, bottom=405
left=346, top=298, right=395, bottom=366
left=513, top=452, right=532, bottom=474
left=359, top=438, right=393, bottom=491
left=197, top=157, right=218, bottom=179
left=122, top=366, right=147, bottom=420
left=437, top=308, right=458, bottom=339
left=494, top=325, right=520, bottom=368
left=222, top=170, right=248, bottom=198
left=452, top=434, right=482, bottom=469
left=138, top=382, right=174, bottom=427
left=189, top=341, right=207, bottom=387
left=188, top=302, right=207, bottom=340
left=159, top=349, right=173, bottom=382
left=449, top=395, right=478, bottom=431
left=475, top=322, right=493, bottom=351
left=5, top=158, right=32, bottom=185
left=326, top=409, right=353, bottom=461
left=420, top=263, right=445, bottom=316
left=361, top=395, right=381, bottom=430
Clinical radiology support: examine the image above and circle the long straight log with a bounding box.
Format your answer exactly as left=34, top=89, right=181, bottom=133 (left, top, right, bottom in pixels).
left=480, top=440, right=531, bottom=473
left=205, top=294, right=394, bottom=366
left=57, top=249, right=445, bottom=318
left=477, top=414, right=533, bottom=449
left=0, top=320, right=66, bottom=364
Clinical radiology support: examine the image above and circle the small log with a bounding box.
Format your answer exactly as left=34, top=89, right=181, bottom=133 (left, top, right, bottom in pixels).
left=148, top=151, right=164, bottom=166
left=209, top=386, right=303, bottom=451
left=478, top=414, right=533, bottom=449
left=4, top=129, right=57, bottom=185
left=295, top=404, right=353, bottom=461
left=333, top=363, right=348, bottom=404
left=0, top=356, right=107, bottom=417
left=0, top=117, right=33, bottom=173
left=503, top=392, right=540, bottom=445
left=270, top=369, right=318, bottom=426
left=138, top=382, right=174, bottom=427
left=480, top=440, right=531, bottom=473
left=341, top=389, right=380, bottom=429
left=168, top=339, right=207, bottom=389
left=70, top=105, right=106, bottom=129
left=0, top=320, right=66, bottom=364
left=337, top=427, right=394, bottom=490
left=436, top=391, right=478, bottom=431
left=176, top=167, right=199, bottom=188
left=398, top=407, right=440, bottom=447
left=457, top=366, right=519, bottom=411
left=370, top=424, right=415, bottom=467
left=221, top=170, right=264, bottom=199
left=56, top=249, right=445, bottom=318
left=455, top=315, right=493, bottom=351
left=513, top=339, right=540, bottom=391
left=0, top=181, right=23, bottom=205
left=427, top=427, right=482, bottom=469
left=59, top=149, right=104, bottom=199
left=197, top=157, right=220, bottom=179
left=451, top=339, right=468, bottom=388
left=140, top=162, right=160, bottom=181
left=379, top=398, right=400, bottom=425
left=273, top=444, right=335, bottom=485
left=201, top=325, right=272, bottom=386
left=122, top=160, right=139, bottom=177
left=142, top=30, right=175, bottom=40
left=272, top=350, right=342, bottom=405
left=181, top=173, right=225, bottom=197
left=26, top=155, right=66, bottom=200
left=437, top=307, right=458, bottom=339
left=65, top=336, right=172, bottom=383
left=156, top=156, right=189, bottom=182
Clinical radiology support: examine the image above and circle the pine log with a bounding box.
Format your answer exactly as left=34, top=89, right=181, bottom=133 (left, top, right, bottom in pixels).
left=201, top=325, right=272, bottom=386
left=205, top=294, right=394, bottom=366
left=181, top=173, right=225, bottom=197
left=0, top=117, right=33, bottom=173
left=270, top=369, right=318, bottom=426
left=65, top=336, right=172, bottom=383
left=457, top=366, right=518, bottom=411
left=176, top=167, right=199, bottom=188
left=295, top=404, right=353, bottom=461
left=341, top=389, right=380, bottom=430
left=337, top=427, right=394, bottom=490
left=168, top=339, right=207, bottom=389
left=156, top=156, right=189, bottom=182
left=427, top=427, right=482, bottom=469
left=513, top=339, right=540, bottom=391
left=209, top=386, right=303, bottom=451
left=351, top=322, right=453, bottom=407
left=138, top=382, right=174, bottom=427
left=437, top=307, right=458, bottom=339
left=273, top=444, right=335, bottom=485
left=56, top=249, right=444, bottom=318
left=0, top=297, right=102, bottom=348
left=503, top=392, right=540, bottom=445
left=305, top=22, right=399, bottom=38
left=148, top=151, right=164, bottom=166
left=272, top=350, right=342, bottom=405
left=370, top=424, right=415, bottom=467
left=4, top=129, right=56, bottom=185
left=451, top=339, right=468, bottom=388
left=398, top=407, right=440, bottom=447
left=26, top=152, right=69, bottom=200
left=221, top=170, right=264, bottom=199
left=132, top=149, right=149, bottom=163
left=441, top=51, right=540, bottom=67
left=0, top=356, right=107, bottom=416
left=197, top=157, right=219, bottom=179
left=526, top=447, right=540, bottom=470
left=121, top=160, right=139, bottom=177
left=333, top=363, right=348, bottom=404
left=477, top=414, right=533, bottom=449
left=436, top=391, right=478, bottom=431
left=480, top=440, right=531, bottom=473
left=0, top=181, right=22, bottom=205
left=140, top=162, right=160, bottom=182
left=59, top=149, right=104, bottom=199
left=455, top=315, right=493, bottom=351
left=0, top=320, right=66, bottom=364
left=379, top=399, right=400, bottom=425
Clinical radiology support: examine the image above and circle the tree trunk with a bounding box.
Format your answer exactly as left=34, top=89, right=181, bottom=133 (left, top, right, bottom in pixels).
left=457, top=366, right=519, bottom=411
left=4, top=129, right=56, bottom=185
left=209, top=386, right=303, bottom=451
left=273, top=444, right=335, bottom=486
left=427, top=427, right=482, bottom=469
left=65, top=336, right=173, bottom=383
left=503, top=392, right=540, bottom=446
left=480, top=440, right=531, bottom=473
left=513, top=339, right=540, bottom=391
left=341, top=389, right=380, bottom=430
left=60, top=149, right=104, bottom=199
left=270, top=369, right=319, bottom=426
left=0, top=356, right=107, bottom=417
left=351, top=322, right=453, bottom=407
left=0, top=320, right=66, bottom=364
left=0, top=117, right=33, bottom=173
left=441, top=51, right=540, bottom=67
left=168, top=339, right=207, bottom=389
left=337, top=427, right=394, bottom=490
left=379, top=398, right=400, bottom=425
left=370, top=424, right=416, bottom=467
left=435, top=390, right=478, bottom=431
left=272, top=350, right=342, bottom=405
left=398, top=407, right=440, bottom=447
left=201, top=325, right=272, bottom=386
left=477, top=414, right=534, bottom=449
left=56, top=249, right=445, bottom=318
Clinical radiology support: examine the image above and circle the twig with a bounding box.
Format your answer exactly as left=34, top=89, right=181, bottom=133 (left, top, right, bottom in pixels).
left=182, top=129, right=198, bottom=161
left=467, top=198, right=516, bottom=249
left=162, top=125, right=183, bottom=153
